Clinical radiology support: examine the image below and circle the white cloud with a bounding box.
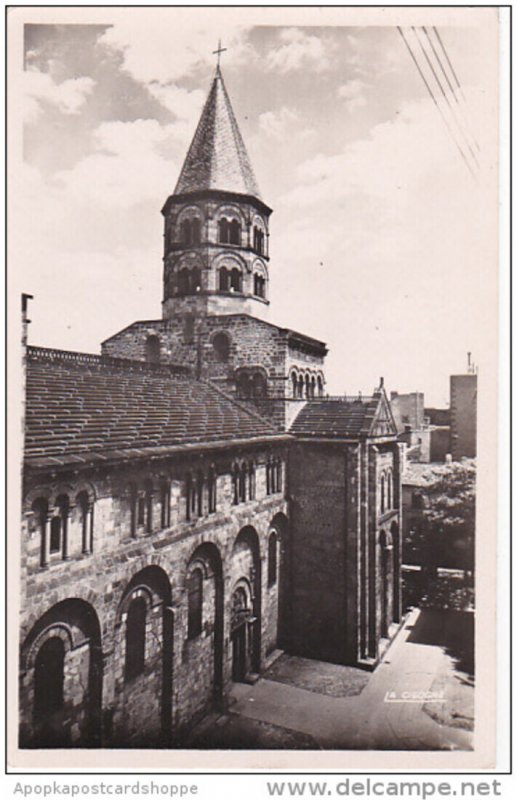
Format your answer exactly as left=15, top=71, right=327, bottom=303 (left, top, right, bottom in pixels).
left=22, top=69, right=95, bottom=122
left=51, top=119, right=184, bottom=210
left=258, top=107, right=300, bottom=140
left=146, top=82, right=205, bottom=122
left=269, top=97, right=485, bottom=398
left=266, top=28, right=334, bottom=73
left=337, top=79, right=368, bottom=112
left=99, top=18, right=252, bottom=85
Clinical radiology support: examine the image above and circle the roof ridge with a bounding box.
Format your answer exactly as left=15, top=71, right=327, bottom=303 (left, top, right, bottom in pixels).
left=27, top=345, right=190, bottom=377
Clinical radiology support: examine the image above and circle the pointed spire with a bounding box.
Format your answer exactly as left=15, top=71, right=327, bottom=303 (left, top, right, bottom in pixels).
left=174, top=68, right=262, bottom=199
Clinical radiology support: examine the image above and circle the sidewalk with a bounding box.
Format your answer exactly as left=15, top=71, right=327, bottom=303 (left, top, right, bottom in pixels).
left=223, top=608, right=473, bottom=750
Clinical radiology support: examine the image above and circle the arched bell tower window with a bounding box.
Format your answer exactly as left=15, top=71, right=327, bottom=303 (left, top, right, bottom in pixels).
left=181, top=219, right=192, bottom=245
left=254, top=273, right=266, bottom=298
left=180, top=217, right=201, bottom=246
left=230, top=268, right=242, bottom=293
left=230, top=219, right=241, bottom=245
left=219, top=217, right=241, bottom=245
left=253, top=226, right=264, bottom=255
left=145, top=335, right=160, bottom=365
left=219, top=267, right=229, bottom=292
left=192, top=218, right=201, bottom=244
left=219, top=218, right=229, bottom=244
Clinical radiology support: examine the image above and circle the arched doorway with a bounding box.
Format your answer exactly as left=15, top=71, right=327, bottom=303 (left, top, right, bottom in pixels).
left=20, top=598, right=102, bottom=748
left=230, top=582, right=254, bottom=682
left=230, top=527, right=262, bottom=679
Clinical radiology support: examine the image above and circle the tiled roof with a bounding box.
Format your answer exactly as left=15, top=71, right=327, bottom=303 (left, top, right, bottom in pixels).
left=174, top=67, right=261, bottom=199
left=24, top=347, right=281, bottom=469
left=289, top=397, right=379, bottom=438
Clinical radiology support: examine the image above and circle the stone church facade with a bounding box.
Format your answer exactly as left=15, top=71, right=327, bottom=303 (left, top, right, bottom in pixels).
left=19, top=66, right=402, bottom=749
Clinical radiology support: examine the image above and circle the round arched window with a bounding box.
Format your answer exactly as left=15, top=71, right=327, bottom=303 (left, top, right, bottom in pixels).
left=212, top=332, right=230, bottom=362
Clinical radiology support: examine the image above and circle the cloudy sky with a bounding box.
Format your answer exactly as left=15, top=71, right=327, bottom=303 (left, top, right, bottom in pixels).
left=13, top=8, right=497, bottom=405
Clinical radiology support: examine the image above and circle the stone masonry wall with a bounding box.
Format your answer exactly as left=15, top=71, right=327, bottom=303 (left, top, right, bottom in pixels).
left=288, top=442, right=349, bottom=664
left=20, top=445, right=287, bottom=748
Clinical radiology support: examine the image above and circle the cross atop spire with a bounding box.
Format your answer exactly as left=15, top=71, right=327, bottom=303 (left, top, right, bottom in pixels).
left=212, top=39, right=227, bottom=68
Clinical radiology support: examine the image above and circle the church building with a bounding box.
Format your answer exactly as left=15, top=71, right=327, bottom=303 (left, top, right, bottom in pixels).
left=19, top=64, right=402, bottom=749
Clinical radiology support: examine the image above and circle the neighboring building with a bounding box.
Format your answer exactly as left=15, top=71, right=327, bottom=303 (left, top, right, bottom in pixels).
left=390, top=391, right=430, bottom=463
left=20, top=66, right=402, bottom=749
left=450, top=374, right=477, bottom=459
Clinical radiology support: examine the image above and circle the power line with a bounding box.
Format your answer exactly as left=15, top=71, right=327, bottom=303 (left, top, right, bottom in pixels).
left=397, top=26, right=477, bottom=180
left=422, top=25, right=480, bottom=153
left=412, top=27, right=479, bottom=168
left=433, top=27, right=467, bottom=104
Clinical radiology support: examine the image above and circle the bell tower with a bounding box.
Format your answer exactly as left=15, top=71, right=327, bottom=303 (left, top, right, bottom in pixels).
left=161, top=65, right=272, bottom=322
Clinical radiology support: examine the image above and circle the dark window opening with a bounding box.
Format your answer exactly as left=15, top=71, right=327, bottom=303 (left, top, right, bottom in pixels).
left=381, top=476, right=386, bottom=514
left=186, top=473, right=198, bottom=521
left=230, top=219, right=241, bottom=245
left=219, top=218, right=230, bottom=244
left=160, top=481, right=170, bottom=529
left=192, top=218, right=201, bottom=244
left=49, top=517, right=61, bottom=554
left=34, top=637, right=65, bottom=721
left=297, top=375, right=304, bottom=399
left=267, top=458, right=282, bottom=495
left=268, top=533, right=278, bottom=587
left=125, top=597, right=146, bottom=681
left=219, top=267, right=229, bottom=292
left=248, top=463, right=256, bottom=500
left=137, top=496, right=145, bottom=527
left=145, top=335, right=160, bottom=365
left=178, top=268, right=201, bottom=295
left=187, top=568, right=203, bottom=639
left=230, top=268, right=242, bottom=293
left=213, top=332, right=230, bottom=362
left=77, top=490, right=91, bottom=554
left=412, top=492, right=424, bottom=510
left=253, top=226, right=264, bottom=254
left=254, top=274, right=266, bottom=298
left=196, top=471, right=204, bottom=517
left=191, top=267, right=201, bottom=293
left=208, top=468, right=217, bottom=513
left=317, top=376, right=324, bottom=396
left=181, top=219, right=192, bottom=245
left=238, top=465, right=246, bottom=503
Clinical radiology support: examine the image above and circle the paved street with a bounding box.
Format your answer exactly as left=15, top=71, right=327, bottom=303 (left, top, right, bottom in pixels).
left=189, top=608, right=474, bottom=750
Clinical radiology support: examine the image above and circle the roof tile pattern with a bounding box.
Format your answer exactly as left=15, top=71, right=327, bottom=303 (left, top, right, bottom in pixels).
left=174, top=67, right=261, bottom=198
left=290, top=398, right=379, bottom=438
left=25, top=349, right=278, bottom=467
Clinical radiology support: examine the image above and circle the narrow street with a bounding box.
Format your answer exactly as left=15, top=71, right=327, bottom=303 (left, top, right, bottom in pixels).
left=190, top=608, right=474, bottom=750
